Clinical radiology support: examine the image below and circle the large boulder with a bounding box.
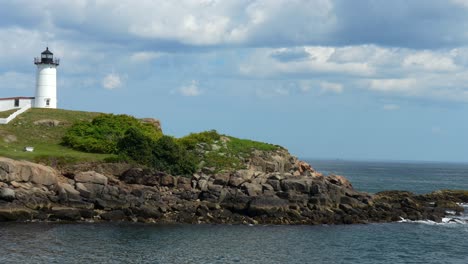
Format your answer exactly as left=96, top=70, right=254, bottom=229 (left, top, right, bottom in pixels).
left=49, top=207, right=82, bottom=221
left=160, top=175, right=176, bottom=187
left=212, top=172, right=230, bottom=185
left=140, top=118, right=162, bottom=131
left=327, top=174, right=353, bottom=189
left=100, top=210, right=126, bottom=221
left=0, top=187, right=15, bottom=201
left=247, top=149, right=296, bottom=173
left=281, top=178, right=313, bottom=193
left=57, top=183, right=81, bottom=200
left=76, top=183, right=92, bottom=198
left=228, top=169, right=255, bottom=187
left=0, top=207, right=37, bottom=221
left=0, top=157, right=58, bottom=185
left=75, top=182, right=104, bottom=199
left=247, top=196, right=289, bottom=216
left=75, top=171, right=108, bottom=185
left=296, top=160, right=315, bottom=175
left=242, top=182, right=262, bottom=196
left=120, top=168, right=162, bottom=186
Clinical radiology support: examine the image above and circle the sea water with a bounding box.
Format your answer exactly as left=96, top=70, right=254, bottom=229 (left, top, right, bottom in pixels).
left=1, top=160, right=468, bottom=264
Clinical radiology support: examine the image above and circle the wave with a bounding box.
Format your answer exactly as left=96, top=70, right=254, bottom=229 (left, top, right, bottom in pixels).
left=398, top=203, right=468, bottom=226
left=398, top=217, right=468, bottom=226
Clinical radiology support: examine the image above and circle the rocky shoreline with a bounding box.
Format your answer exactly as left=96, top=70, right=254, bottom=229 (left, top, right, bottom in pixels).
left=1, top=154, right=467, bottom=224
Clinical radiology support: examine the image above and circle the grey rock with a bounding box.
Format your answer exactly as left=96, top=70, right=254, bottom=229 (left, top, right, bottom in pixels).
left=49, top=207, right=81, bottom=221
left=198, top=179, right=209, bottom=191
left=75, top=171, right=108, bottom=185
left=0, top=207, right=37, bottom=221
left=160, top=175, right=176, bottom=187
left=228, top=175, right=245, bottom=187
left=212, top=172, right=230, bottom=185
left=247, top=196, right=289, bottom=216
left=281, top=179, right=312, bottom=193
left=100, top=210, right=126, bottom=221
left=266, top=179, right=281, bottom=191
left=242, top=182, right=262, bottom=197
left=59, top=183, right=81, bottom=199
left=0, top=187, right=15, bottom=201
left=76, top=182, right=92, bottom=198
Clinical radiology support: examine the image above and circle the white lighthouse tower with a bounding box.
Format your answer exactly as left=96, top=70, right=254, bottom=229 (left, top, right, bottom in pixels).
left=34, top=47, right=59, bottom=108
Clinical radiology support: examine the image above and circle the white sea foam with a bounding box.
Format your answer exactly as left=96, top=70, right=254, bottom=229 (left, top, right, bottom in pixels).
left=399, top=205, right=468, bottom=226
left=398, top=217, right=467, bottom=226
left=445, top=210, right=456, bottom=215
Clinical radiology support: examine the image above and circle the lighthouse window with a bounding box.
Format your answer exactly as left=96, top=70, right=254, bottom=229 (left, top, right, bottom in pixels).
left=47, top=54, right=53, bottom=59
left=14, top=99, right=19, bottom=107
left=46, top=99, right=50, bottom=106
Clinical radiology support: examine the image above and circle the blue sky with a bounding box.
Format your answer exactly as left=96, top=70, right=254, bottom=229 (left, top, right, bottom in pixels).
left=1, top=0, right=468, bottom=162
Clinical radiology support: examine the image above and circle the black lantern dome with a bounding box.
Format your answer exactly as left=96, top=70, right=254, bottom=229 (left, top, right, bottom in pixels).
left=34, top=47, right=60, bottom=65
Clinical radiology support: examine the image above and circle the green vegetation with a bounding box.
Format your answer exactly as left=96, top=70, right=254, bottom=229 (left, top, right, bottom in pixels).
left=148, top=136, right=197, bottom=176
left=0, top=108, right=282, bottom=173
left=0, top=109, right=17, bottom=118
left=62, top=114, right=162, bottom=153
left=225, top=136, right=281, bottom=154
left=117, top=129, right=196, bottom=175
left=0, top=108, right=111, bottom=164
left=177, top=130, right=282, bottom=172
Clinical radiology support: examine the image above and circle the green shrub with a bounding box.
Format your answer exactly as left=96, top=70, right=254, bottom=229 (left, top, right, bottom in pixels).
left=117, top=127, right=155, bottom=164
left=203, top=151, right=244, bottom=171
left=151, top=136, right=197, bottom=176
left=177, top=129, right=221, bottom=150
left=177, top=130, right=281, bottom=172
left=226, top=136, right=281, bottom=155
left=116, top=132, right=197, bottom=176
left=62, top=114, right=162, bottom=153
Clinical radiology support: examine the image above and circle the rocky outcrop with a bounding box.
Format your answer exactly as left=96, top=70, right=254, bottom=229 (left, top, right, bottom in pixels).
left=140, top=118, right=162, bottom=132
left=0, top=157, right=58, bottom=185
left=0, top=156, right=465, bottom=224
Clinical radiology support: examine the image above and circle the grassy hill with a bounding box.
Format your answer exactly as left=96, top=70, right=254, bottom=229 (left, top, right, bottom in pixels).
left=0, top=108, right=283, bottom=171
left=0, top=108, right=113, bottom=163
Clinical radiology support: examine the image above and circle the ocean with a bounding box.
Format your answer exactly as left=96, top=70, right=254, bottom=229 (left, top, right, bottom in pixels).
left=1, top=160, right=468, bottom=264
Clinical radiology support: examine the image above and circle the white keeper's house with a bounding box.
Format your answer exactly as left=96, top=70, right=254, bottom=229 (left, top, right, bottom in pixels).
left=0, top=47, right=59, bottom=124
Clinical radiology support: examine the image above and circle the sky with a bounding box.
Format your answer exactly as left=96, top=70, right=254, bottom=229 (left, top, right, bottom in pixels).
left=1, top=0, right=468, bottom=162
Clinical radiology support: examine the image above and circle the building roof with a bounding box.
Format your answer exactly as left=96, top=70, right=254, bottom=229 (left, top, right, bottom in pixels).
left=0, top=97, right=35, bottom=101
left=41, top=47, right=53, bottom=55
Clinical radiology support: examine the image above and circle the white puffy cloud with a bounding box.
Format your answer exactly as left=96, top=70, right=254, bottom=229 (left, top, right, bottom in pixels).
left=368, top=78, right=419, bottom=94
left=402, top=51, right=457, bottom=72
left=4, top=0, right=468, bottom=50
left=0, top=0, right=335, bottom=47
left=235, top=44, right=468, bottom=103
left=177, top=80, right=202, bottom=96
left=240, top=46, right=375, bottom=78
left=102, top=73, right=122, bottom=90
left=3, top=1, right=468, bottom=106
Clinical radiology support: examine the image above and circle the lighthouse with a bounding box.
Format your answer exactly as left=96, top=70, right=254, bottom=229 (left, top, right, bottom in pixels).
left=34, top=47, right=59, bottom=108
